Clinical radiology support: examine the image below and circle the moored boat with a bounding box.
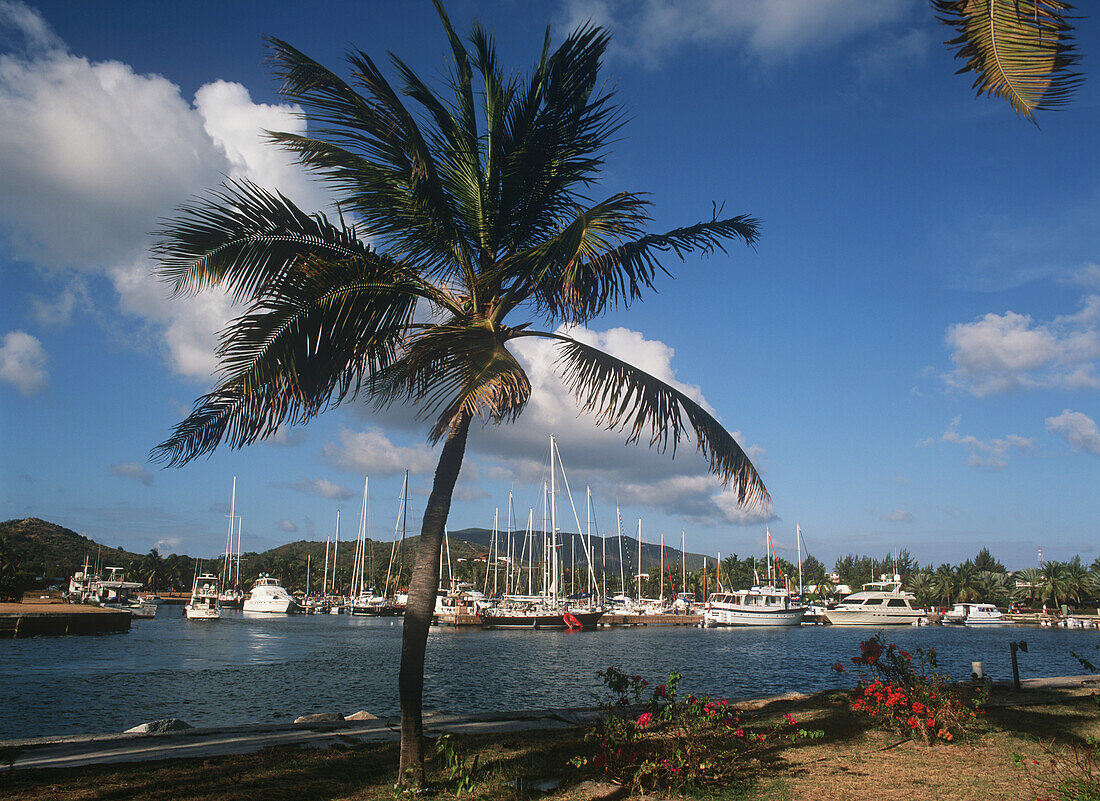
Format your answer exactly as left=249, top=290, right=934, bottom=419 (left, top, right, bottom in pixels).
left=185, top=574, right=221, bottom=620
left=823, top=578, right=926, bottom=626
left=943, top=602, right=1007, bottom=625
left=703, top=585, right=807, bottom=627
left=242, top=574, right=298, bottom=613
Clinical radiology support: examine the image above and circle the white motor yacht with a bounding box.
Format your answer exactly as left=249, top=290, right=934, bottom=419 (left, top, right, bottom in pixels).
left=703, top=586, right=808, bottom=626
left=943, top=602, right=1007, bottom=625
left=823, top=578, right=926, bottom=626
left=242, top=574, right=298, bottom=613
left=185, top=574, right=222, bottom=620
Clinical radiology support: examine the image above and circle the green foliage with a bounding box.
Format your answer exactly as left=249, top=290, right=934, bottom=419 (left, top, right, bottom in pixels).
left=433, top=734, right=479, bottom=797
left=575, top=667, right=822, bottom=793
left=1014, top=737, right=1100, bottom=801
left=840, top=634, right=988, bottom=744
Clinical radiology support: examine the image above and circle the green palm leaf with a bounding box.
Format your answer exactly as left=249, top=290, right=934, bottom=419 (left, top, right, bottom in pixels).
left=539, top=332, right=768, bottom=508
left=932, top=0, right=1083, bottom=122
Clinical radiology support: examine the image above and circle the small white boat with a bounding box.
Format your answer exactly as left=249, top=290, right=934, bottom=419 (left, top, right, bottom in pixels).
left=185, top=574, right=222, bottom=620
left=823, top=578, right=926, bottom=626
left=242, top=574, right=298, bottom=613
left=703, top=586, right=808, bottom=627
left=943, top=602, right=1007, bottom=625
left=68, top=563, right=156, bottom=618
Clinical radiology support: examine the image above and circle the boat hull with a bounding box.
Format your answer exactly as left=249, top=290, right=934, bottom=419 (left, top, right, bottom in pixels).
left=823, top=609, right=925, bottom=626
left=185, top=606, right=220, bottom=620
left=242, top=599, right=297, bottom=613
left=479, top=610, right=604, bottom=629
left=704, top=606, right=807, bottom=627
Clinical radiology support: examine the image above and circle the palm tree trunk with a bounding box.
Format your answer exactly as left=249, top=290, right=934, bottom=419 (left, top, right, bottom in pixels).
left=398, top=412, right=472, bottom=783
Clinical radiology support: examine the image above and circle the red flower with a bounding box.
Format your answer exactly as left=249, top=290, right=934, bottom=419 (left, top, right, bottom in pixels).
left=784, top=713, right=798, bottom=726
left=911, top=702, right=926, bottom=715
left=636, top=712, right=653, bottom=728
left=833, top=662, right=845, bottom=673
left=653, top=684, right=667, bottom=698
left=907, top=716, right=920, bottom=729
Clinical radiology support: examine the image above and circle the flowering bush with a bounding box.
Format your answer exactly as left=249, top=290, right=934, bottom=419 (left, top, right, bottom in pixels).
left=572, top=667, right=823, bottom=793
left=837, top=634, right=987, bottom=744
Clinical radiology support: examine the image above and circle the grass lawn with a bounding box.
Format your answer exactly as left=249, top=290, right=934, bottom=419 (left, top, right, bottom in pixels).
left=3, top=688, right=1097, bottom=801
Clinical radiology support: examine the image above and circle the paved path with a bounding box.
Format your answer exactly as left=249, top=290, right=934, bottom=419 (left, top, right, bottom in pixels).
left=0, top=708, right=598, bottom=771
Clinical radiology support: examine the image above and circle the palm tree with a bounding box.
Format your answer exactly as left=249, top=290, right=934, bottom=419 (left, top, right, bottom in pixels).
left=1039, top=561, right=1070, bottom=608
left=905, top=570, right=936, bottom=610
left=150, top=5, right=767, bottom=778
left=1012, top=566, right=1042, bottom=607
left=932, top=0, right=1083, bottom=123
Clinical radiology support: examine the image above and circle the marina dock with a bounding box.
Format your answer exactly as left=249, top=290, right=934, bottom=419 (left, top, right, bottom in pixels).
left=0, top=602, right=132, bottom=638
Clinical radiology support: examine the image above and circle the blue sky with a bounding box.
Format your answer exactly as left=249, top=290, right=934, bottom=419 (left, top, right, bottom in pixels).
left=1, top=0, right=1097, bottom=570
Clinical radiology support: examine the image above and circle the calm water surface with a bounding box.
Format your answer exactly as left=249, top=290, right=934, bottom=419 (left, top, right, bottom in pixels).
left=2, top=610, right=1095, bottom=740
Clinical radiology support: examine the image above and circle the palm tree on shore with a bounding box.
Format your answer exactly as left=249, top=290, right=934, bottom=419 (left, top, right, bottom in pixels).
left=150, top=4, right=767, bottom=778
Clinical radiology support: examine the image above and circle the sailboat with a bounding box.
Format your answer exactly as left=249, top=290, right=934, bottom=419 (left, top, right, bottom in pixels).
left=703, top=526, right=807, bottom=626
left=478, top=435, right=604, bottom=630
left=218, top=477, right=245, bottom=609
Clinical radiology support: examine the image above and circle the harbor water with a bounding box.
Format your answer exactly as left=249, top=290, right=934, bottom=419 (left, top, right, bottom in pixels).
left=1, top=611, right=1095, bottom=741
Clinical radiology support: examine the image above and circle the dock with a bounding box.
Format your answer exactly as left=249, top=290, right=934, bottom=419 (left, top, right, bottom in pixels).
left=600, top=613, right=701, bottom=627
left=0, top=602, right=132, bottom=638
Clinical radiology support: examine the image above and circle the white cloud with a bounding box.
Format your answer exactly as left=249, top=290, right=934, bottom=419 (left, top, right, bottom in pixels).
left=0, top=329, right=48, bottom=394
left=1070, top=262, right=1100, bottom=291
left=560, top=0, right=914, bottom=66
left=321, top=428, right=439, bottom=476
left=934, top=416, right=1034, bottom=470
left=1045, top=409, right=1100, bottom=456
left=944, top=299, right=1100, bottom=396
left=881, top=508, right=913, bottom=523
left=279, top=519, right=298, bottom=532
left=0, top=4, right=326, bottom=384
left=272, top=477, right=354, bottom=501
left=30, top=278, right=89, bottom=328
left=466, top=325, right=769, bottom=526
left=109, top=461, right=153, bottom=486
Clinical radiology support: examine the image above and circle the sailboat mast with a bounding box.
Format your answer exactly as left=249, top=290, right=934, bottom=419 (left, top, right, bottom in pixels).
left=224, top=476, right=236, bottom=583
left=681, top=530, right=686, bottom=596
left=527, top=509, right=534, bottom=595
left=616, top=505, right=625, bottom=596
left=549, top=435, right=559, bottom=604
left=659, top=532, right=665, bottom=603
left=323, top=537, right=330, bottom=596
left=796, top=524, right=803, bottom=597
left=332, top=511, right=340, bottom=596
left=636, top=519, right=642, bottom=600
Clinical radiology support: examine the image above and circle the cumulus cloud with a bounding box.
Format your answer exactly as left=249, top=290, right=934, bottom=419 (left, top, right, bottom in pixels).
left=0, top=330, right=49, bottom=394
left=929, top=416, right=1034, bottom=470
left=278, top=519, right=298, bottom=532
left=943, top=297, right=1100, bottom=396
left=560, top=0, right=914, bottom=66
left=465, top=326, right=770, bottom=527
left=1045, top=409, right=1100, bottom=455
left=109, top=461, right=154, bottom=486
left=272, top=477, right=354, bottom=501
left=0, top=3, right=325, bottom=383
left=321, top=427, right=439, bottom=476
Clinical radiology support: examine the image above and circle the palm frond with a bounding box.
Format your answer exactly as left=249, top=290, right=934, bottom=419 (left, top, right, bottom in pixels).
left=544, top=333, right=768, bottom=508
left=497, top=207, right=760, bottom=325
left=154, top=179, right=370, bottom=303
left=266, top=37, right=473, bottom=281
left=932, top=0, right=1083, bottom=122
left=371, top=321, right=531, bottom=442
left=151, top=256, right=425, bottom=467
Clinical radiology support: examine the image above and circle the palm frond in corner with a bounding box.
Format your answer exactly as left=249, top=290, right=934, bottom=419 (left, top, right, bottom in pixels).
left=932, top=0, right=1084, bottom=123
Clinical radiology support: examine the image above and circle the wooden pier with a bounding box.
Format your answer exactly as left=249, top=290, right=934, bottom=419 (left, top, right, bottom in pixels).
left=600, top=613, right=701, bottom=627
left=0, top=602, right=131, bottom=638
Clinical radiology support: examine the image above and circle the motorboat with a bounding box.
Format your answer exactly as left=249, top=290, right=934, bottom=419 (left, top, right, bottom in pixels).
left=478, top=598, right=604, bottom=629
left=943, top=602, right=1007, bottom=625
left=823, top=577, right=926, bottom=626
left=67, top=563, right=156, bottom=618
left=185, top=574, right=221, bottom=620
left=242, top=574, right=298, bottom=613
left=703, top=586, right=808, bottom=626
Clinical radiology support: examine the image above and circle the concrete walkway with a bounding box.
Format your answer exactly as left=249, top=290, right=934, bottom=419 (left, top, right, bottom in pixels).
left=0, top=707, right=601, bottom=771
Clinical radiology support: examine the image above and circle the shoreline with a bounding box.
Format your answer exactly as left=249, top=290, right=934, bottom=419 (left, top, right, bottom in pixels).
left=4, top=674, right=1097, bottom=772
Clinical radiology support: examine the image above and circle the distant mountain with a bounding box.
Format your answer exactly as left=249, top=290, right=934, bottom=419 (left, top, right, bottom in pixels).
left=0, top=517, right=143, bottom=581
left=449, top=527, right=712, bottom=574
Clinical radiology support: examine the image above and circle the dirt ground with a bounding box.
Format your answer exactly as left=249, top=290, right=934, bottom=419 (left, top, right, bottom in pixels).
left=3, top=688, right=1097, bottom=801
